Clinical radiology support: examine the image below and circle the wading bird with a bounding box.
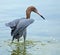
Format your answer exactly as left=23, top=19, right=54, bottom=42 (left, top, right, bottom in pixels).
left=6, top=6, right=45, bottom=43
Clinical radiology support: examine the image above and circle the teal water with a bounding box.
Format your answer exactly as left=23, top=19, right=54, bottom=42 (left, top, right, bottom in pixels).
left=0, top=0, right=60, bottom=55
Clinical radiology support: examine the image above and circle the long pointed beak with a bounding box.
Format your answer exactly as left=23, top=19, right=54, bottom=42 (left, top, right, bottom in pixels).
left=36, top=12, right=45, bottom=20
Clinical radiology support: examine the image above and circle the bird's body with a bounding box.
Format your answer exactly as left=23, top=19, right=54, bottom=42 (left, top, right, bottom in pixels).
left=6, top=6, right=45, bottom=43
left=6, top=18, right=34, bottom=42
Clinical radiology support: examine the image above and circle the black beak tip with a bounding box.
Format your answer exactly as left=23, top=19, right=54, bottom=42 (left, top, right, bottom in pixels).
left=43, top=17, right=45, bottom=20
left=40, top=15, right=45, bottom=20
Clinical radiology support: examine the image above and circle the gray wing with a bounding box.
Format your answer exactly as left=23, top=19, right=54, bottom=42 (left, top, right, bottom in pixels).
left=5, top=18, right=24, bottom=29
left=5, top=18, right=25, bottom=36
left=12, top=19, right=34, bottom=36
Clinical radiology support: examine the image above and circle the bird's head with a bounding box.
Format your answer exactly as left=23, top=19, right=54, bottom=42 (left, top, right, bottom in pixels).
left=26, top=6, right=45, bottom=20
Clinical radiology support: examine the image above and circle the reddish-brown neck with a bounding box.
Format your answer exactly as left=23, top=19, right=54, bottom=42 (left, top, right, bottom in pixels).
left=26, top=8, right=31, bottom=19
left=26, top=6, right=37, bottom=19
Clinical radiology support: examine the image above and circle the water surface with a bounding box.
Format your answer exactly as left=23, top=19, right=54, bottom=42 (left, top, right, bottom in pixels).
left=0, top=0, right=60, bottom=55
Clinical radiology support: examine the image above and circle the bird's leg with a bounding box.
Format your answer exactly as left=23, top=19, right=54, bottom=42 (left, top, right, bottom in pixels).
left=23, top=29, right=27, bottom=44
left=11, top=36, right=14, bottom=43
left=17, top=38, right=19, bottom=42
left=16, top=33, right=19, bottom=42
left=24, top=35, right=26, bottom=44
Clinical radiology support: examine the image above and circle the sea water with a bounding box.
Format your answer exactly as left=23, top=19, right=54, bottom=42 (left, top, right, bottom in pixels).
left=0, top=0, right=60, bottom=55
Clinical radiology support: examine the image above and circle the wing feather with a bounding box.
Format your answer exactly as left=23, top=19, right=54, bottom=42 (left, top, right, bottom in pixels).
left=12, top=19, right=34, bottom=36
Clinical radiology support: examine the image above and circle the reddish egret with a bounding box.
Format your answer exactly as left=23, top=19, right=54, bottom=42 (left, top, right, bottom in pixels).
left=6, top=6, right=45, bottom=43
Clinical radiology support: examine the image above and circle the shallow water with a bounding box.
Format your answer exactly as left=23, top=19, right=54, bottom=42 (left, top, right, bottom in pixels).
left=0, top=39, right=60, bottom=55
left=0, top=0, right=60, bottom=55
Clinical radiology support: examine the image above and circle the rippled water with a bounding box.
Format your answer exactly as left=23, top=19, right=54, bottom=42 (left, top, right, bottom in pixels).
left=0, top=39, right=60, bottom=55
left=0, top=0, right=60, bottom=55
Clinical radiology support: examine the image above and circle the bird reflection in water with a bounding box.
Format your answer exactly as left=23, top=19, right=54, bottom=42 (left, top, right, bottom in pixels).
left=10, top=43, right=31, bottom=55
left=11, top=44, right=27, bottom=55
